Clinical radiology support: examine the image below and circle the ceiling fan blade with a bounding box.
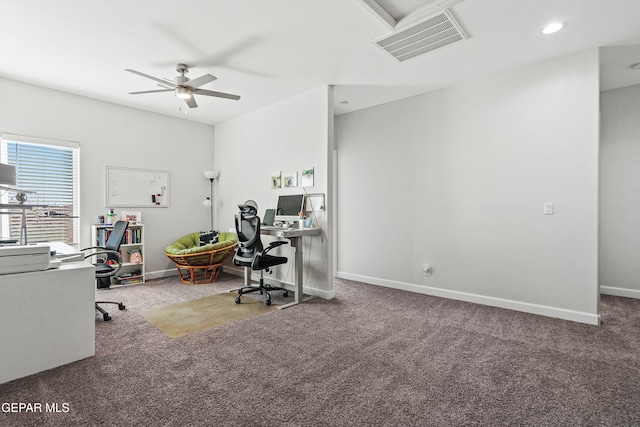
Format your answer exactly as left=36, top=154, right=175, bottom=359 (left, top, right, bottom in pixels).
left=159, top=78, right=174, bottom=88
left=125, top=69, right=176, bottom=87
left=185, top=73, right=217, bottom=89
left=185, top=96, right=198, bottom=108
left=193, top=89, right=241, bottom=100
left=129, top=89, right=173, bottom=95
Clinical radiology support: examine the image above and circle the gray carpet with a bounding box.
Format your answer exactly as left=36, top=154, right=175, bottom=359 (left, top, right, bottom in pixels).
left=1, top=273, right=640, bottom=426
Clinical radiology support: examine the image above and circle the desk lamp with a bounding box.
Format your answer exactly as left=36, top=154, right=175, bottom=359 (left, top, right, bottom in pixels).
left=203, top=170, right=220, bottom=230
left=0, top=163, right=27, bottom=203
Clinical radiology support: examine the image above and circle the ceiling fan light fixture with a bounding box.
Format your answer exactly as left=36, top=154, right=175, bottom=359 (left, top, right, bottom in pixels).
left=126, top=66, right=240, bottom=108
left=175, top=87, right=192, bottom=99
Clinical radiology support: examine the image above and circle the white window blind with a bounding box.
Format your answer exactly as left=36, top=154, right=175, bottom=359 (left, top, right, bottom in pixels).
left=0, top=134, right=80, bottom=244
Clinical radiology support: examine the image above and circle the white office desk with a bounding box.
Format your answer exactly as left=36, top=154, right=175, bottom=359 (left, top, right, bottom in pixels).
left=0, top=262, right=95, bottom=384
left=244, top=226, right=320, bottom=309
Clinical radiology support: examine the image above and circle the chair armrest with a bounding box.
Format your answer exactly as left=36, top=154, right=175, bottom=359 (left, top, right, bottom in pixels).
left=261, top=240, right=288, bottom=256
left=76, top=247, right=123, bottom=278
left=59, top=246, right=106, bottom=263
left=92, top=250, right=123, bottom=277
left=80, top=245, right=109, bottom=253
left=59, top=246, right=123, bottom=277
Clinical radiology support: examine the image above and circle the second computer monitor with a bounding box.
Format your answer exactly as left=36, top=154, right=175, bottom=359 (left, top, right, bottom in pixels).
left=275, top=194, right=304, bottom=223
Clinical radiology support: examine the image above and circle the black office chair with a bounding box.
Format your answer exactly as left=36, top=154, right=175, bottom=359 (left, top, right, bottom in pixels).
left=83, top=220, right=128, bottom=321
left=233, top=200, right=288, bottom=306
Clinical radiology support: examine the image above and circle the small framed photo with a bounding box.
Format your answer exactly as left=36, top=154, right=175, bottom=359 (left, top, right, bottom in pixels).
left=283, top=172, right=298, bottom=188
left=301, top=167, right=314, bottom=187
left=271, top=171, right=282, bottom=189
left=121, top=211, right=141, bottom=224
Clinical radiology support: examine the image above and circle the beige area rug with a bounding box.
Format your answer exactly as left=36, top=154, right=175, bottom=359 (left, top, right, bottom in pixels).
left=141, top=292, right=276, bottom=338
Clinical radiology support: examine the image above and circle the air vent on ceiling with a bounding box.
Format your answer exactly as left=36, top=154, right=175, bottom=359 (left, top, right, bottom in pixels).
left=374, top=9, right=467, bottom=62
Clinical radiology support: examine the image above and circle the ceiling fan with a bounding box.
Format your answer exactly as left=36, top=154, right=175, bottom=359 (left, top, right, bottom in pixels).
left=125, top=63, right=241, bottom=108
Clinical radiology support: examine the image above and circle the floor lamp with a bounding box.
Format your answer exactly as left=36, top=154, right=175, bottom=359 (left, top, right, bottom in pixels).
left=203, top=170, right=220, bottom=230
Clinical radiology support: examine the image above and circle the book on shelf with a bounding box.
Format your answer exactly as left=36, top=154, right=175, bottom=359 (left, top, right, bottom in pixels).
left=95, top=225, right=142, bottom=246
left=115, top=274, right=143, bottom=285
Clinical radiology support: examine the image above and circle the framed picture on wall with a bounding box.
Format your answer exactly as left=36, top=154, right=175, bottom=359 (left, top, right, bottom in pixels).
left=283, top=172, right=298, bottom=188
left=301, top=167, right=314, bottom=187
left=121, top=211, right=142, bottom=224
left=271, top=171, right=282, bottom=189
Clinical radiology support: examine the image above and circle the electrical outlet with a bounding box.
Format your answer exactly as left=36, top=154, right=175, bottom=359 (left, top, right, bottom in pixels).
left=423, top=264, right=432, bottom=276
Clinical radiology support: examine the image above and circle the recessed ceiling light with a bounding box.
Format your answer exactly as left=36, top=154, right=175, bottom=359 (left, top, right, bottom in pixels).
left=542, top=21, right=566, bottom=35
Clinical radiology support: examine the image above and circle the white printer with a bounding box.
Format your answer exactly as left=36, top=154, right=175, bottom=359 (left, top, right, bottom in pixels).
left=0, top=245, right=51, bottom=275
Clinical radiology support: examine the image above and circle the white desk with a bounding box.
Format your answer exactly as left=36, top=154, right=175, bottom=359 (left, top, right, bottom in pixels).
left=0, top=262, right=95, bottom=384
left=244, top=226, right=320, bottom=309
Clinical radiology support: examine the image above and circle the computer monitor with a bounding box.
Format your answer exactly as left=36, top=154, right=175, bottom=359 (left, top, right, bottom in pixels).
left=0, top=163, right=16, bottom=186
left=274, top=194, right=304, bottom=223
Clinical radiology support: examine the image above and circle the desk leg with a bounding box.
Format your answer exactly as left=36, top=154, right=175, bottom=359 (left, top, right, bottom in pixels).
left=278, top=236, right=308, bottom=309
left=292, top=237, right=303, bottom=304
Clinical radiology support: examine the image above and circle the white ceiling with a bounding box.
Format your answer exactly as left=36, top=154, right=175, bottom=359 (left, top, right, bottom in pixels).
left=1, top=0, right=640, bottom=126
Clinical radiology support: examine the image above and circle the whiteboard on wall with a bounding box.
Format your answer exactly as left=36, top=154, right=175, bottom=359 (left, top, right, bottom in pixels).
left=106, top=166, right=169, bottom=207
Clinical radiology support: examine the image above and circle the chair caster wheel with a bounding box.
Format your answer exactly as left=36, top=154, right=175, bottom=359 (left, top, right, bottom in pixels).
left=118, top=303, right=125, bottom=310
left=103, top=314, right=111, bottom=321
left=235, top=297, right=241, bottom=304
left=266, top=300, right=272, bottom=306
left=283, top=292, right=288, bottom=297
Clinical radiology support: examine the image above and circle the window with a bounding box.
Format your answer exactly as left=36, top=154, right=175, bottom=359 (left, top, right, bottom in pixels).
left=0, top=134, right=80, bottom=244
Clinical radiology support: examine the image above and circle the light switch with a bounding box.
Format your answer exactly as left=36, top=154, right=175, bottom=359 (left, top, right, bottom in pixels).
left=544, top=202, right=554, bottom=215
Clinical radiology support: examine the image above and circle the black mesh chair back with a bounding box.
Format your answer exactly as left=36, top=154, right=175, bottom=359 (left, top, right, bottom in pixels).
left=233, top=203, right=263, bottom=267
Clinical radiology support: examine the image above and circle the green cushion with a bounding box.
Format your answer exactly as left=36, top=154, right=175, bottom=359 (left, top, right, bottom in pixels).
left=165, top=231, right=237, bottom=255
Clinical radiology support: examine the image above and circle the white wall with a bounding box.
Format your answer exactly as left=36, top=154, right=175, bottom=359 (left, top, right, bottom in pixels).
left=214, top=86, right=335, bottom=297
left=335, top=50, right=601, bottom=324
left=0, top=77, right=216, bottom=278
left=600, top=83, right=640, bottom=298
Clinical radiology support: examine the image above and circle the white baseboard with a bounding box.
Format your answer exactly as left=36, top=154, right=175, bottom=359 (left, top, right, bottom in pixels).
left=336, top=271, right=600, bottom=326
left=222, top=266, right=336, bottom=300
left=144, top=268, right=179, bottom=281
left=600, top=285, right=640, bottom=299
left=307, top=287, right=337, bottom=299
left=222, top=265, right=244, bottom=276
